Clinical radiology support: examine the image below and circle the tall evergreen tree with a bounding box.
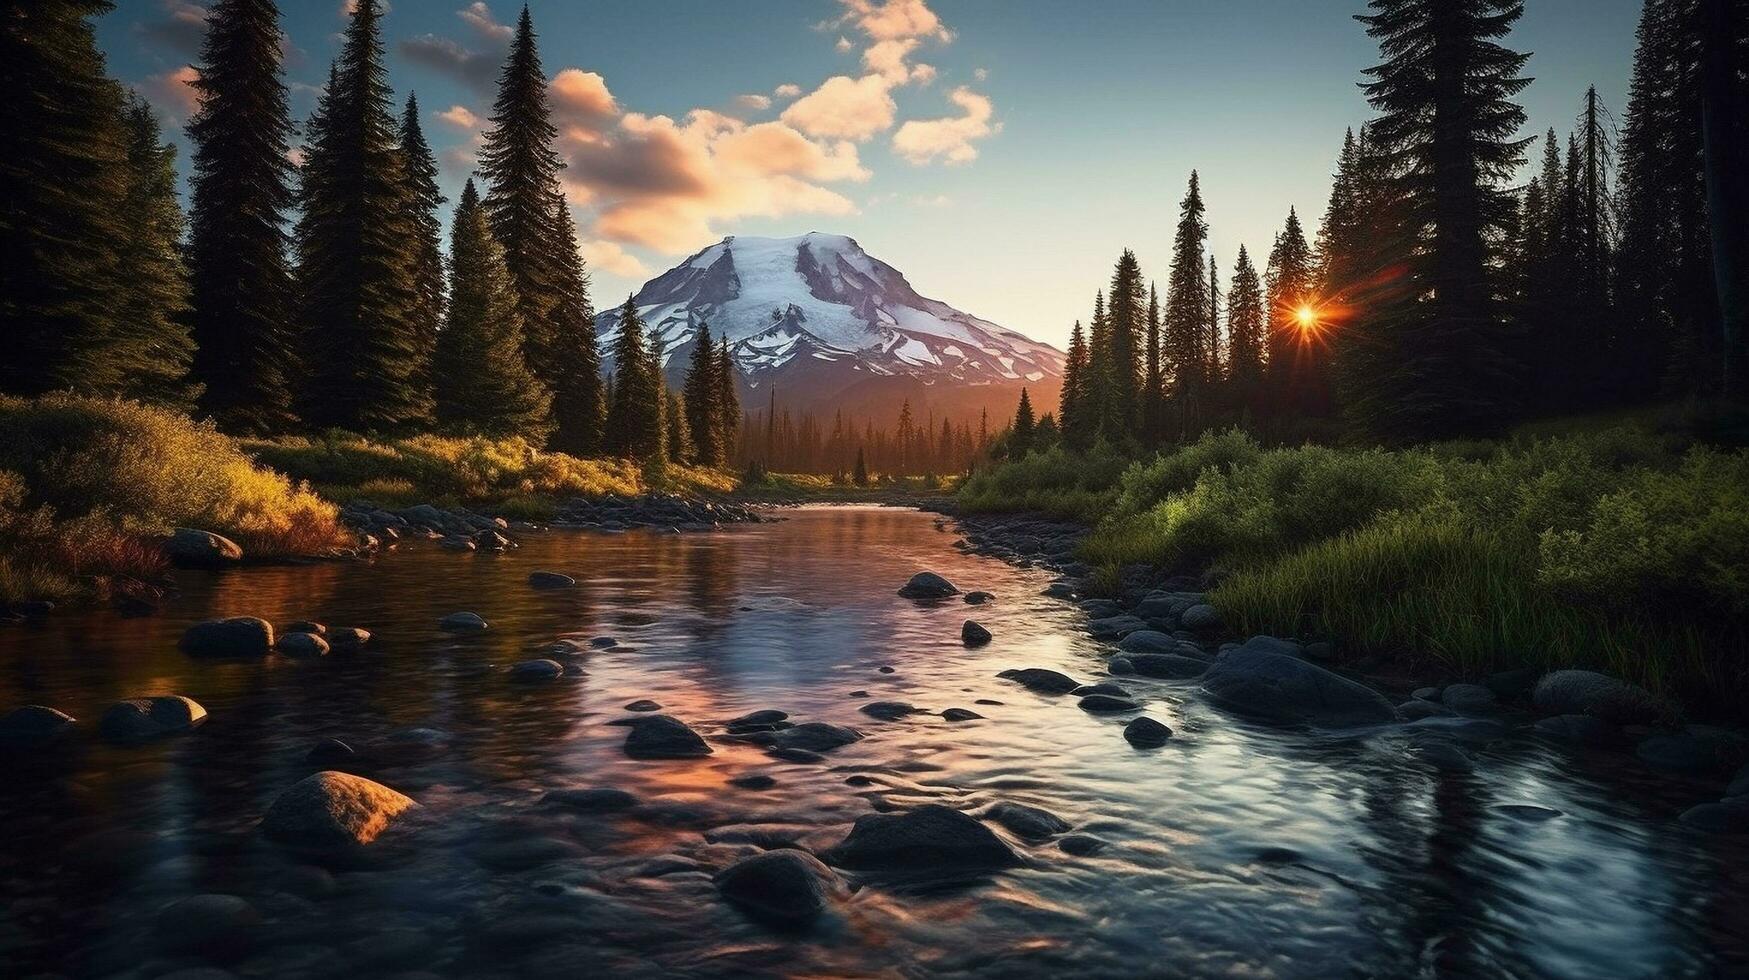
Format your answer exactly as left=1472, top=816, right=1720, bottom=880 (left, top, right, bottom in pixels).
left=683, top=323, right=722, bottom=466
left=1226, top=247, right=1267, bottom=405
left=665, top=389, right=691, bottom=465
left=1142, top=284, right=1165, bottom=441
left=295, top=0, right=430, bottom=431
left=1105, top=249, right=1146, bottom=434
left=1163, top=172, right=1211, bottom=432
left=1315, top=128, right=1361, bottom=290
left=604, top=296, right=664, bottom=459
left=115, top=94, right=199, bottom=408
left=714, top=338, right=741, bottom=460
left=546, top=198, right=605, bottom=455
left=1206, top=256, right=1222, bottom=384
left=1010, top=387, right=1036, bottom=457
left=398, top=92, right=445, bottom=396
left=434, top=180, right=550, bottom=436
left=186, top=0, right=299, bottom=431
left=0, top=0, right=129, bottom=397
left=1060, top=319, right=1093, bottom=450
left=478, top=6, right=570, bottom=402
left=1084, top=290, right=1113, bottom=435
left=1345, top=0, right=1531, bottom=440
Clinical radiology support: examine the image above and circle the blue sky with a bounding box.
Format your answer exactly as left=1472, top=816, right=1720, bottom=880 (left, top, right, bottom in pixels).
left=102, top=0, right=1643, bottom=349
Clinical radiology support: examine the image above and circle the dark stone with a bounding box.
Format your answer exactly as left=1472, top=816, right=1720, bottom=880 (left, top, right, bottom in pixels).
left=165, top=527, right=244, bottom=568
left=624, top=699, right=662, bottom=712
left=1483, top=667, right=1543, bottom=701
left=1679, top=800, right=1749, bottom=834
left=1398, top=700, right=1453, bottom=721
left=1441, top=683, right=1498, bottom=717
left=1493, top=804, right=1562, bottom=821
left=276, top=631, right=330, bottom=658
left=328, top=627, right=371, bottom=649
left=1118, top=631, right=1183, bottom=654
left=1107, top=655, right=1136, bottom=676
left=730, top=774, right=777, bottom=790
left=508, top=659, right=564, bottom=682
left=987, top=801, right=1070, bottom=840
left=1078, top=694, right=1141, bottom=713
left=860, top=701, right=919, bottom=721
left=543, top=787, right=639, bottom=812
left=728, top=709, right=789, bottom=730
left=1414, top=739, right=1475, bottom=773
left=528, top=571, right=576, bottom=589
left=155, top=893, right=259, bottom=954
left=1058, top=834, right=1108, bottom=856
left=898, top=572, right=959, bottom=599
left=1126, top=653, right=1209, bottom=680
left=964, top=591, right=994, bottom=605
left=1072, top=682, right=1131, bottom=698
left=285, top=621, right=327, bottom=636
left=998, top=667, right=1079, bottom=695
left=100, top=695, right=207, bottom=743
left=181, top=617, right=274, bottom=658
left=439, top=611, right=489, bottom=632
left=768, top=746, right=826, bottom=763
left=589, top=636, right=618, bottom=649
left=1412, top=687, right=1442, bottom=702
left=772, top=722, right=863, bottom=753
left=1532, top=670, right=1660, bottom=725
left=623, top=715, right=712, bottom=759
left=961, top=620, right=992, bottom=646
left=824, top=804, right=1019, bottom=871
left=714, top=850, right=849, bottom=925
left=261, top=771, right=417, bottom=850
left=1086, top=614, right=1149, bottom=639
left=974, top=699, right=1004, bottom=706
left=1123, top=717, right=1173, bottom=747
left=1200, top=639, right=1397, bottom=727
left=1180, top=604, right=1222, bottom=631
left=941, top=708, right=984, bottom=722
left=0, top=704, right=77, bottom=749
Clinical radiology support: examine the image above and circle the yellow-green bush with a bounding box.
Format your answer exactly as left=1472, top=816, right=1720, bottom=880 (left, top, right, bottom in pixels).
left=957, top=442, right=1132, bottom=521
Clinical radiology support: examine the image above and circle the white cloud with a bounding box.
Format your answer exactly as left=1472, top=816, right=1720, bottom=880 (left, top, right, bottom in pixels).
left=735, top=93, right=773, bottom=112
left=581, top=239, right=649, bottom=278
left=774, top=83, right=803, bottom=99
left=835, top=35, right=853, bottom=53
left=436, top=104, right=481, bottom=129
left=458, top=1, right=513, bottom=41
left=892, top=86, right=997, bottom=165
left=550, top=68, right=618, bottom=135
left=780, top=74, right=896, bottom=141
left=837, top=0, right=951, bottom=42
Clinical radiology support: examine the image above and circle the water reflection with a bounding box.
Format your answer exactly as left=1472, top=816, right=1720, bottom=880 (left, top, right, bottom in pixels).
left=0, top=506, right=1744, bottom=977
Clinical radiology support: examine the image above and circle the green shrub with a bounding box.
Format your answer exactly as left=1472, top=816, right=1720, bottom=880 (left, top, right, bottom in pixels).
left=957, top=442, right=1131, bottom=521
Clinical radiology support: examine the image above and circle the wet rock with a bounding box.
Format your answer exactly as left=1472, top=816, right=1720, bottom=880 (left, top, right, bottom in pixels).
left=1059, top=834, right=1108, bottom=856
left=276, top=631, right=330, bottom=658
left=1441, top=684, right=1498, bottom=717
left=1086, top=614, right=1150, bottom=640
left=1201, top=639, right=1397, bottom=727
left=975, top=698, right=1004, bottom=706
left=964, top=591, right=994, bottom=605
left=165, top=527, right=244, bottom=568
left=328, top=627, right=370, bottom=649
left=0, top=704, right=77, bottom=749
left=1123, top=717, right=1174, bottom=747
left=1532, top=669, right=1660, bottom=724
left=439, top=536, right=477, bottom=552
left=1072, top=682, right=1131, bottom=698
left=1414, top=739, right=1475, bottom=773
left=714, top=850, right=849, bottom=926
left=1493, top=804, right=1562, bottom=821
left=772, top=722, right=863, bottom=753
left=100, top=695, right=207, bottom=743
left=768, top=746, right=826, bottom=763
left=623, top=698, right=662, bottom=712
left=1412, top=687, right=1442, bottom=702
left=898, top=572, right=959, bottom=599
left=622, top=715, right=712, bottom=759
left=181, top=617, right=274, bottom=658
left=961, top=620, right=992, bottom=646
left=1636, top=733, right=1737, bottom=774
left=1302, top=641, right=1335, bottom=663
left=1242, top=635, right=1303, bottom=659
left=1483, top=666, right=1543, bottom=701
left=544, top=787, right=638, bottom=812
left=998, top=668, right=1079, bottom=695
left=1107, top=655, right=1136, bottom=676
left=589, top=636, right=618, bottom=649
left=730, top=774, right=777, bottom=790
left=1126, top=653, right=1209, bottom=680
left=1118, top=631, right=1182, bottom=655
left=1533, top=713, right=1617, bottom=746
left=1406, top=716, right=1509, bottom=743
left=861, top=701, right=920, bottom=721
left=1042, top=582, right=1076, bottom=600
left=1397, top=700, right=1453, bottom=721
left=987, top=801, right=1071, bottom=840
left=1180, top=604, right=1222, bottom=632
left=727, top=709, right=789, bottom=734
left=285, top=621, right=327, bottom=636
left=528, top=571, right=576, bottom=589
left=941, top=708, right=984, bottom=722
left=1078, top=598, right=1122, bottom=618
left=439, top=611, right=488, bottom=632
left=824, top=804, right=1019, bottom=871
left=1678, top=799, right=1749, bottom=834
left=261, top=771, right=417, bottom=850
left=155, top=893, right=260, bottom=954
left=1078, top=694, right=1142, bottom=713
left=508, top=659, right=564, bottom=682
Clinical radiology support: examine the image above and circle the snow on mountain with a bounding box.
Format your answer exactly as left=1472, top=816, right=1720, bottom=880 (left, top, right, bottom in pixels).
left=594, top=234, right=1064, bottom=401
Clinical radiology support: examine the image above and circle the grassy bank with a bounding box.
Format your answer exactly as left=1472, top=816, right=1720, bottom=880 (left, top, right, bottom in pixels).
left=0, top=395, right=346, bottom=603
left=957, top=414, right=1749, bottom=714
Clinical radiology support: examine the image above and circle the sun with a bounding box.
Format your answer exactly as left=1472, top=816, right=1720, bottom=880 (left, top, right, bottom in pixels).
left=1295, top=305, right=1317, bottom=329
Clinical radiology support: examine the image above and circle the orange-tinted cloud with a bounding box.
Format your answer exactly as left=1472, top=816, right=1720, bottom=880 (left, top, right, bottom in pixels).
left=838, top=0, right=951, bottom=43
left=458, top=1, right=513, bottom=41
left=892, top=86, right=996, bottom=164
left=580, top=238, right=649, bottom=278
left=550, top=68, right=618, bottom=134
left=141, top=64, right=202, bottom=122
left=780, top=74, right=896, bottom=140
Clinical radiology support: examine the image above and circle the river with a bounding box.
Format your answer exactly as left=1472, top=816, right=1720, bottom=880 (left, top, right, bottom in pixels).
left=1, top=505, right=1743, bottom=978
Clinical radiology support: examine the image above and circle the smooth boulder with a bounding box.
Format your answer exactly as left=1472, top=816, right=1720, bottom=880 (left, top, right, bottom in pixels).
left=771, top=722, right=862, bottom=753
left=998, top=668, right=1079, bottom=695
left=439, top=611, right=489, bottom=632
left=961, top=620, right=992, bottom=646
left=860, top=701, right=919, bottom=721
left=986, top=801, right=1070, bottom=841
left=1123, top=717, right=1174, bottom=747
left=509, top=659, right=564, bottom=682
left=622, top=715, right=712, bottom=759
left=1127, top=653, right=1209, bottom=680
left=1532, top=669, right=1660, bottom=724
left=1117, top=631, right=1182, bottom=655
left=1200, top=639, right=1397, bottom=727
left=714, top=850, right=849, bottom=926
left=181, top=617, right=274, bottom=658
left=0, top=705, right=77, bottom=749
left=261, top=771, right=417, bottom=850
left=165, top=527, right=243, bottom=568
left=898, top=572, right=959, bottom=600
left=824, top=804, right=1019, bottom=871
left=276, top=631, right=330, bottom=658
left=100, top=696, right=207, bottom=743
left=1078, top=694, right=1141, bottom=713
left=1180, top=603, right=1222, bottom=631
left=528, top=571, right=575, bottom=590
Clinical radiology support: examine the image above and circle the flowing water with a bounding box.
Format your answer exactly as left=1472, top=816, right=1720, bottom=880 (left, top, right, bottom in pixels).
left=1, top=505, right=1744, bottom=978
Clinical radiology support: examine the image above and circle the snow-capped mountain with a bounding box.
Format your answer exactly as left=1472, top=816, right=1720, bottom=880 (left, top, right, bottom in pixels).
left=595, top=233, right=1063, bottom=419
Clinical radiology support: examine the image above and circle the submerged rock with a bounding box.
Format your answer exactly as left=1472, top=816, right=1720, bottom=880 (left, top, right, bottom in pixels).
left=100, top=695, right=207, bottom=743
left=1123, top=717, right=1174, bottom=747
left=276, top=631, right=331, bottom=658
left=0, top=705, right=77, bottom=750
left=306, top=737, right=357, bottom=766
left=1059, top=834, right=1108, bottom=856
left=1679, top=800, right=1749, bottom=834
left=528, top=571, right=576, bottom=589
left=730, top=773, right=778, bottom=790
left=824, top=804, right=1019, bottom=871
left=1126, top=653, right=1209, bottom=680
left=898, top=572, right=959, bottom=599
left=439, top=611, right=489, bottom=632
left=508, top=659, right=564, bottom=682
left=986, top=801, right=1071, bottom=840
left=1079, top=694, right=1141, bottom=713
left=964, top=591, right=994, bottom=605
left=181, top=617, right=274, bottom=658
left=860, top=701, right=920, bottom=721
left=1200, top=639, right=1397, bottom=728
left=962, top=620, right=992, bottom=646
left=714, top=850, right=849, bottom=926
left=285, top=620, right=327, bottom=636
left=1414, top=739, right=1475, bottom=773
left=998, top=668, right=1080, bottom=695
left=772, top=722, right=863, bottom=753
left=727, top=709, right=789, bottom=734
left=328, top=627, right=371, bottom=649
left=624, top=699, right=662, bottom=712
left=261, top=771, right=417, bottom=850
left=165, top=527, right=244, bottom=568
left=1532, top=670, right=1660, bottom=725
left=941, top=707, right=984, bottom=722
left=1441, top=683, right=1498, bottom=716
left=622, top=715, right=712, bottom=759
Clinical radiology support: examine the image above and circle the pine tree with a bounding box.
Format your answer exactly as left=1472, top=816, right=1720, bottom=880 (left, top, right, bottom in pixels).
left=186, top=0, right=299, bottom=432
left=0, top=0, right=130, bottom=397
left=1164, top=172, right=1211, bottom=433
left=665, top=389, right=691, bottom=464
left=1060, top=319, right=1093, bottom=450
left=1315, top=128, right=1361, bottom=290
left=682, top=323, right=721, bottom=465
left=1347, top=0, right=1531, bottom=440
left=853, top=446, right=869, bottom=486
left=1011, top=387, right=1036, bottom=457
left=295, top=0, right=430, bottom=431
left=1206, top=256, right=1222, bottom=385
left=546, top=198, right=605, bottom=455
left=478, top=6, right=570, bottom=402
left=714, top=338, right=741, bottom=460
left=1142, top=284, right=1165, bottom=442
left=1226, top=246, right=1267, bottom=406
left=1105, top=249, right=1146, bottom=434
left=114, top=94, right=199, bottom=408
left=433, top=180, right=550, bottom=437
left=1084, top=290, right=1113, bottom=435
left=604, top=297, right=664, bottom=459
left=398, top=93, right=445, bottom=397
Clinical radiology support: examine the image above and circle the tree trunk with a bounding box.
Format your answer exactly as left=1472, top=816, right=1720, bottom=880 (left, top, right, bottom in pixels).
left=1700, top=0, right=1748, bottom=400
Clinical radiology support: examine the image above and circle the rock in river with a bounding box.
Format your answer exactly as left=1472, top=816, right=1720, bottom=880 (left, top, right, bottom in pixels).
left=824, top=804, right=1019, bottom=871
left=1118, top=631, right=1183, bottom=655
left=1200, top=638, right=1398, bottom=727
left=0, top=705, right=77, bottom=750
left=262, top=771, right=417, bottom=850
left=528, top=571, right=575, bottom=589
left=1086, top=615, right=1149, bottom=640
left=622, top=715, right=712, bottom=759
left=1441, top=683, right=1498, bottom=717
left=964, top=591, right=994, bottom=605
left=508, top=659, right=564, bottom=682
left=714, top=850, right=850, bottom=926
left=1533, top=670, right=1660, bottom=725
left=165, top=527, right=243, bottom=568
left=861, top=701, right=920, bottom=721
left=998, top=668, right=1080, bottom=695
left=1127, top=653, right=1209, bottom=680
left=898, top=571, right=959, bottom=599
left=986, top=801, right=1071, bottom=840
left=1679, top=800, right=1749, bottom=834
left=181, top=616, right=274, bottom=657
left=439, top=611, right=489, bottom=632
left=772, top=722, right=863, bottom=753
left=1079, top=694, right=1141, bottom=713
left=1124, top=717, right=1174, bottom=747
left=941, top=707, right=984, bottom=722
left=1180, top=603, right=1222, bottom=632
left=100, top=695, right=207, bottom=743
left=962, top=620, right=992, bottom=646
left=276, top=631, right=331, bottom=658
left=328, top=627, right=371, bottom=649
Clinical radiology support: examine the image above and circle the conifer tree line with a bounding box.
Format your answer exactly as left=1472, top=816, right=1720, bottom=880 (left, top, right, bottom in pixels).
left=732, top=399, right=996, bottom=479
left=0, top=1, right=722, bottom=465
left=1047, top=0, right=1747, bottom=452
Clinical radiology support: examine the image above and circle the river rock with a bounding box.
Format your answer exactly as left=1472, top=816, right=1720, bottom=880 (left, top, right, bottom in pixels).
left=772, top=722, right=863, bottom=753
left=623, top=715, right=712, bottom=759
left=100, top=695, right=207, bottom=743
left=1200, top=639, right=1398, bottom=727
left=543, top=787, right=638, bottom=812
left=165, top=527, right=244, bottom=568
left=731, top=773, right=778, bottom=790
left=941, top=707, right=983, bottom=722
left=328, top=627, right=371, bottom=649
left=727, top=709, right=789, bottom=733
left=528, top=571, right=575, bottom=589
left=1073, top=682, right=1131, bottom=698
left=961, top=620, right=992, bottom=646
left=1118, top=631, right=1181, bottom=654
left=1079, top=694, right=1141, bottom=713
left=1086, top=614, right=1149, bottom=640
left=964, top=591, right=994, bottom=605
left=1127, top=653, right=1209, bottom=680
left=1533, top=713, right=1617, bottom=746
left=1107, top=656, right=1136, bottom=676
left=276, top=631, right=331, bottom=658
left=1441, top=684, right=1498, bottom=717
left=714, top=850, right=849, bottom=926
left=1124, top=716, right=1174, bottom=747
left=1532, top=670, right=1660, bottom=724
left=824, top=804, right=1019, bottom=871
left=0, top=705, right=77, bottom=749
left=181, top=617, right=274, bottom=658
left=306, top=738, right=356, bottom=766
left=1180, top=604, right=1222, bottom=631
left=1484, top=667, right=1543, bottom=701
left=1059, top=834, right=1108, bottom=856
left=261, top=771, right=417, bottom=850
left=155, top=893, right=260, bottom=954
left=1412, top=687, right=1442, bottom=702
left=285, top=621, right=327, bottom=636
left=624, top=699, right=662, bottom=711
left=1414, top=739, right=1475, bottom=773
left=370, top=726, right=451, bottom=765
left=439, top=611, right=488, bottom=632
left=998, top=668, right=1079, bottom=695
left=1678, top=800, right=1749, bottom=834
left=987, top=801, right=1071, bottom=840
left=508, top=659, right=564, bottom=682
left=898, top=572, right=959, bottom=599
left=860, top=701, right=920, bottom=721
